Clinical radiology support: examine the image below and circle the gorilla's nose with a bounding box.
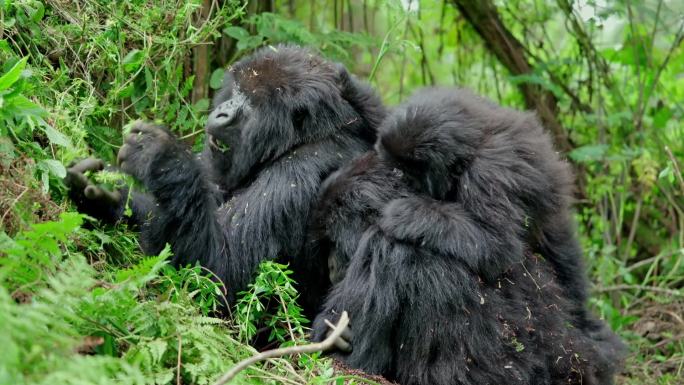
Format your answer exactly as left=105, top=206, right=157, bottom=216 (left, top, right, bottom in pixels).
left=207, top=98, right=242, bottom=132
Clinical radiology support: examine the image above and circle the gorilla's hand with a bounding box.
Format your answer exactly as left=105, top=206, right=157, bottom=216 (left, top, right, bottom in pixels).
left=64, top=157, right=123, bottom=222
left=117, top=122, right=179, bottom=183
left=65, top=157, right=123, bottom=205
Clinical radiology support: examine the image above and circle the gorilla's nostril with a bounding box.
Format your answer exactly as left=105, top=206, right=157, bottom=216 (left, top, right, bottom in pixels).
left=216, top=112, right=229, bottom=120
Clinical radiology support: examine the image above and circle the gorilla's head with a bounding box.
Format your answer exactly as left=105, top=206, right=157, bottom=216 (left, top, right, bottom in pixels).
left=375, top=87, right=491, bottom=200
left=204, top=45, right=382, bottom=192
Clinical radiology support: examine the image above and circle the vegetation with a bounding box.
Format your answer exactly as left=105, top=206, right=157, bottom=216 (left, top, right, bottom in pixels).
left=1, top=0, right=682, bottom=384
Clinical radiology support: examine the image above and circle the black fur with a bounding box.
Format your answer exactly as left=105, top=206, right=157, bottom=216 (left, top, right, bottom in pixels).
left=69, top=45, right=385, bottom=309
left=308, top=88, right=624, bottom=385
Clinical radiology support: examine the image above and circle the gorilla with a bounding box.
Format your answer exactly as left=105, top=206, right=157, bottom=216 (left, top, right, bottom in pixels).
left=308, top=88, right=625, bottom=385
left=66, top=45, right=385, bottom=310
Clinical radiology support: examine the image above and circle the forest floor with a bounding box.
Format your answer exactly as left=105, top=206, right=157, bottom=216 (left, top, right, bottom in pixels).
left=618, top=300, right=684, bottom=384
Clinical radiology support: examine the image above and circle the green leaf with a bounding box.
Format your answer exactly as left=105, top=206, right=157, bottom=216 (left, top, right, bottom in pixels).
left=0, top=57, right=28, bottom=91
left=3, top=17, right=15, bottom=29
left=40, top=169, right=49, bottom=193
left=43, top=124, right=72, bottom=147
left=122, top=49, right=145, bottom=73
left=236, top=35, right=264, bottom=51
left=194, top=98, right=210, bottom=112
left=8, top=95, right=45, bottom=117
left=508, top=73, right=564, bottom=100
left=658, top=165, right=675, bottom=184
left=653, top=107, right=672, bottom=129
left=223, top=26, right=249, bottom=40
left=209, top=68, right=225, bottom=90
left=568, top=144, right=608, bottom=163
left=0, top=39, right=10, bottom=53
left=30, top=2, right=45, bottom=22
left=38, top=159, right=67, bottom=179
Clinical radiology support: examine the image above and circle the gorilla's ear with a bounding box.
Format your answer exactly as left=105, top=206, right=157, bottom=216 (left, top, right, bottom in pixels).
left=334, top=63, right=386, bottom=137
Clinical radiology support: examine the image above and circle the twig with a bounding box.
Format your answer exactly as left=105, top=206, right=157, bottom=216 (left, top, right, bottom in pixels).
left=368, top=17, right=405, bottom=82
left=211, top=311, right=350, bottom=385
left=1, top=186, right=29, bottom=225
left=622, top=194, right=643, bottom=262
left=624, top=251, right=670, bottom=272
left=397, top=0, right=413, bottom=99
left=665, top=146, right=684, bottom=193
left=280, top=298, right=296, bottom=342
left=665, top=310, right=684, bottom=329
left=593, top=284, right=684, bottom=297
left=176, top=335, right=182, bottom=385
left=520, top=260, right=541, bottom=291
left=198, top=265, right=232, bottom=317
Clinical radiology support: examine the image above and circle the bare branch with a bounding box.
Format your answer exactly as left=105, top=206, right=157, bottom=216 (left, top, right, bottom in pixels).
left=211, top=311, right=350, bottom=385
left=594, top=285, right=684, bottom=297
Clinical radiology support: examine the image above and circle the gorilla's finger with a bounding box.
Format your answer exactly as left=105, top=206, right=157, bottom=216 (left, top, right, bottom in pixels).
left=68, top=157, right=104, bottom=174
left=84, top=185, right=121, bottom=205
left=117, top=144, right=131, bottom=166
left=65, top=169, right=91, bottom=189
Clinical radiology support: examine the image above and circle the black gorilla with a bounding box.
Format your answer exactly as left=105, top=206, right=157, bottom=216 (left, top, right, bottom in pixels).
left=308, top=88, right=624, bottom=385
left=67, top=45, right=385, bottom=309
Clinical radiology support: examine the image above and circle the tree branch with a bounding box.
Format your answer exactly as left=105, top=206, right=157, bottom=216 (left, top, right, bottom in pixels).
left=211, top=311, right=350, bottom=385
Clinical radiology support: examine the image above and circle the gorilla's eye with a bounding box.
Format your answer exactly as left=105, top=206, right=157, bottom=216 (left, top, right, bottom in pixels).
left=292, top=108, right=308, bottom=129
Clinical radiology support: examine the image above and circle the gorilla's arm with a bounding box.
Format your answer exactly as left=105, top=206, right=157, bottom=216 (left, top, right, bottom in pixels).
left=378, top=194, right=526, bottom=282
left=116, top=122, right=369, bottom=305
left=116, top=123, right=226, bottom=271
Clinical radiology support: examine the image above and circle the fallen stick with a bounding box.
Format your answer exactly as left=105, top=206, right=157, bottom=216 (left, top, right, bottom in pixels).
left=212, top=311, right=350, bottom=385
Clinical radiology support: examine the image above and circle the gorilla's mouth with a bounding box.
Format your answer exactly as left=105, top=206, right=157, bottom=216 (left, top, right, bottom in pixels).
left=208, top=135, right=231, bottom=153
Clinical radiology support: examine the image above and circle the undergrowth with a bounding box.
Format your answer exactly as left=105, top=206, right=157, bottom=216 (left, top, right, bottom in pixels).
left=0, top=213, right=359, bottom=384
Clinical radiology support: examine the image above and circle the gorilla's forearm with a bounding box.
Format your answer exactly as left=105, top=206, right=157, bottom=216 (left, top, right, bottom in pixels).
left=378, top=195, right=526, bottom=282
left=116, top=124, right=227, bottom=282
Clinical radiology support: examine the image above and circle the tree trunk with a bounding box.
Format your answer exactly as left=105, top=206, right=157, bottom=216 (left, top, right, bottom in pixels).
left=449, top=0, right=573, bottom=153
left=192, top=0, right=211, bottom=104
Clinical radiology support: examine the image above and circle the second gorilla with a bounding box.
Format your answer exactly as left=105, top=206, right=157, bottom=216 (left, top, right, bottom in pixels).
left=308, top=88, right=624, bottom=385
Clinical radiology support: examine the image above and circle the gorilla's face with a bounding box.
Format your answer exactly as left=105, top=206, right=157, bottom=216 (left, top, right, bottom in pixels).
left=204, top=46, right=362, bottom=193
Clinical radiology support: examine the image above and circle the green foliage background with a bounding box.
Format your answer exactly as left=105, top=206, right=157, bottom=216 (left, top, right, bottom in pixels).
left=1, top=0, right=683, bottom=384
